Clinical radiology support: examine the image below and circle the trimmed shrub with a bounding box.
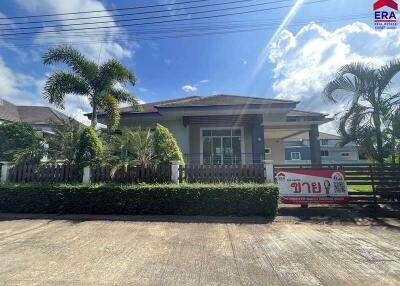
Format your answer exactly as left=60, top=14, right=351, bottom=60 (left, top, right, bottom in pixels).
left=76, top=127, right=104, bottom=167
left=153, top=123, right=184, bottom=164
left=0, top=183, right=279, bottom=217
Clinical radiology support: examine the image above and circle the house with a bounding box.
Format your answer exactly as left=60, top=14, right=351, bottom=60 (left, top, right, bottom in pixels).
left=93, top=94, right=332, bottom=165
left=0, top=98, right=70, bottom=133
left=284, top=132, right=367, bottom=164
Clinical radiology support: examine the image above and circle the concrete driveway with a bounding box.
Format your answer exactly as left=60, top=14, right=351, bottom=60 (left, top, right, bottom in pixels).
left=0, top=213, right=399, bottom=286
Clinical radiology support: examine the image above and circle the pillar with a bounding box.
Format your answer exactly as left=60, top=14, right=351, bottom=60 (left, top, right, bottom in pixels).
left=252, top=118, right=265, bottom=163
left=0, top=162, right=11, bottom=183
left=170, top=160, right=180, bottom=184
left=82, top=166, right=91, bottom=184
left=309, top=124, right=321, bottom=166
left=262, top=160, right=274, bottom=183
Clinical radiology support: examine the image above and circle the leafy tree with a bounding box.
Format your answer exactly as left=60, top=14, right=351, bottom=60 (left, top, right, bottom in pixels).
left=324, top=60, right=400, bottom=163
left=76, top=127, right=104, bottom=167
left=46, top=118, right=84, bottom=163
left=0, top=122, right=45, bottom=165
left=42, top=45, right=140, bottom=131
left=153, top=123, right=184, bottom=165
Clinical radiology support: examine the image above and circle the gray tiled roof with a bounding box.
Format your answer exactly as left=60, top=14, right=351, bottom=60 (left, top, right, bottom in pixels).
left=120, top=96, right=200, bottom=113
left=0, top=98, right=70, bottom=124
left=0, top=98, right=20, bottom=122
left=155, top=94, right=295, bottom=107
left=120, top=94, right=296, bottom=114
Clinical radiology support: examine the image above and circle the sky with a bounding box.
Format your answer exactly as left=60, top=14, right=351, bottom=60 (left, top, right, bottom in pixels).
left=0, top=0, right=399, bottom=133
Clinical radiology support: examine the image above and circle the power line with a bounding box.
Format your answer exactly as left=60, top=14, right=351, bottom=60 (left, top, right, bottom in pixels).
left=0, top=0, right=278, bottom=26
left=0, top=15, right=370, bottom=49
left=0, top=0, right=328, bottom=37
left=3, top=13, right=370, bottom=42
left=0, top=0, right=291, bottom=32
left=0, top=0, right=211, bottom=20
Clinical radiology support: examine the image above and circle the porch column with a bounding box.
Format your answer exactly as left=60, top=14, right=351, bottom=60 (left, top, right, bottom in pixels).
left=252, top=124, right=265, bottom=163
left=309, top=124, right=321, bottom=166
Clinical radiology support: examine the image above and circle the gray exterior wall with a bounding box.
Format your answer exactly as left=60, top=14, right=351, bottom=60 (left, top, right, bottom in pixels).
left=120, top=117, right=189, bottom=154
left=285, top=146, right=311, bottom=161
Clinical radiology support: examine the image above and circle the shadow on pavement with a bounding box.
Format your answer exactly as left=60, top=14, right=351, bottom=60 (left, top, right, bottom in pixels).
left=277, top=204, right=400, bottom=230
left=0, top=213, right=272, bottom=225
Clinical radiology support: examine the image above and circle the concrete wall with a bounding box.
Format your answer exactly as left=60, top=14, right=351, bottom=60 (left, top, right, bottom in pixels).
left=265, top=139, right=285, bottom=164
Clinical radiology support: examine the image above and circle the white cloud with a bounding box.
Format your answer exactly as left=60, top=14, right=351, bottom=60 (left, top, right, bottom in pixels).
left=268, top=22, right=400, bottom=134
left=15, top=0, right=136, bottom=61
left=181, top=85, right=197, bottom=93
left=181, top=79, right=210, bottom=93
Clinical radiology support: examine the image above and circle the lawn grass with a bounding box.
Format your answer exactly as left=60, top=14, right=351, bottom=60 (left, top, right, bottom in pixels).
left=349, top=185, right=373, bottom=192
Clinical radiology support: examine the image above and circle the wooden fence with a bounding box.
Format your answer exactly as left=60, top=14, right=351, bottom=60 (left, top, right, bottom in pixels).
left=273, top=163, right=400, bottom=205
left=179, top=164, right=265, bottom=183
left=8, top=163, right=81, bottom=183
left=91, top=164, right=171, bottom=183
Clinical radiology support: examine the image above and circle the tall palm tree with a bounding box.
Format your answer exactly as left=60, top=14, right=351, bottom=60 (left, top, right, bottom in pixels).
left=324, top=59, right=400, bottom=163
left=43, top=45, right=140, bottom=130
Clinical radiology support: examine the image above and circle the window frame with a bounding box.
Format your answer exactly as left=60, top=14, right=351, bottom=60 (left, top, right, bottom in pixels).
left=320, top=150, right=329, bottom=157
left=199, top=127, right=245, bottom=165
left=290, top=152, right=301, bottom=161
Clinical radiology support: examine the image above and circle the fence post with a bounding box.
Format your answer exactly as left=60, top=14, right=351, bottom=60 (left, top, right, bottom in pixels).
left=82, top=166, right=91, bottom=184
left=262, top=160, right=274, bottom=183
left=0, top=162, right=11, bottom=183
left=170, top=160, right=180, bottom=184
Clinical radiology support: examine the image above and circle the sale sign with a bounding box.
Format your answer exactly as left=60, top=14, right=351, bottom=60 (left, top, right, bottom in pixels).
left=276, top=169, right=349, bottom=204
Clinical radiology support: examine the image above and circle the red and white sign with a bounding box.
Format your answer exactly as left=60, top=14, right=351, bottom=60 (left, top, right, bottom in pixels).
left=276, top=169, right=349, bottom=204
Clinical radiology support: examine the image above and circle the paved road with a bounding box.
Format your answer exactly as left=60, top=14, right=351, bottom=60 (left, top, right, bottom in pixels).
left=0, top=214, right=399, bottom=285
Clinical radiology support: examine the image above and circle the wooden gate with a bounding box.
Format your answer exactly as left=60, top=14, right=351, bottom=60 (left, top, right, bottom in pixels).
left=273, top=163, right=400, bottom=205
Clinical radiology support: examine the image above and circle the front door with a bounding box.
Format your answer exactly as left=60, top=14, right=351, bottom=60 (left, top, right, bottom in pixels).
left=202, top=128, right=243, bottom=165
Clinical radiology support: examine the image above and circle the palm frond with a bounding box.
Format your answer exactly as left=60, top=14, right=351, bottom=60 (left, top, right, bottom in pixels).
left=323, top=76, right=357, bottom=102
left=100, top=93, right=120, bottom=131
left=98, top=59, right=136, bottom=90
left=43, top=71, right=90, bottom=108
left=109, top=87, right=142, bottom=111
left=43, top=45, right=97, bottom=80
left=377, top=58, right=400, bottom=95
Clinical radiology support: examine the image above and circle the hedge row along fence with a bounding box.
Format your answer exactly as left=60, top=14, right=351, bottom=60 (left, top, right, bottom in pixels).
left=0, top=184, right=279, bottom=217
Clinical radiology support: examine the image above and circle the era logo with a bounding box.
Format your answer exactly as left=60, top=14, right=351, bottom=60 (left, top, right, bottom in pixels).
left=373, top=0, right=398, bottom=10
left=374, top=0, right=398, bottom=26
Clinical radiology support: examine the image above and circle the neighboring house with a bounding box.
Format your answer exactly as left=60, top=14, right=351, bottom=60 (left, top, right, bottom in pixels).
left=0, top=98, right=70, bottom=133
left=92, top=94, right=332, bottom=165
left=284, top=132, right=367, bottom=164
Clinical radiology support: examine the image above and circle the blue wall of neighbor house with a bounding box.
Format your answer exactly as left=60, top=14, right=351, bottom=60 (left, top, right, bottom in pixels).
left=285, top=146, right=311, bottom=161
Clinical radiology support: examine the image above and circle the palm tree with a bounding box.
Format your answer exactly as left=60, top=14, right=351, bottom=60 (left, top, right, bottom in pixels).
left=46, top=118, right=84, bottom=163
left=42, top=45, right=140, bottom=130
left=324, top=59, right=400, bottom=163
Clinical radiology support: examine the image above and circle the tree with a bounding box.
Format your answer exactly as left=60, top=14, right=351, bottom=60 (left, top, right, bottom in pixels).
left=42, top=45, right=140, bottom=131
left=153, top=123, right=184, bottom=165
left=324, top=59, right=400, bottom=163
left=105, top=128, right=154, bottom=167
left=76, top=127, right=104, bottom=167
left=0, top=122, right=45, bottom=165
left=46, top=118, right=84, bottom=163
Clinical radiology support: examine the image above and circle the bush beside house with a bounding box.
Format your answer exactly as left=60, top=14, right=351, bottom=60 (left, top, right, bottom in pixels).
left=0, top=183, right=279, bottom=217
left=153, top=123, right=185, bottom=165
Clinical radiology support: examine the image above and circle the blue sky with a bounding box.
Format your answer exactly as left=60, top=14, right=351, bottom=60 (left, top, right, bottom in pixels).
left=0, top=0, right=399, bottom=133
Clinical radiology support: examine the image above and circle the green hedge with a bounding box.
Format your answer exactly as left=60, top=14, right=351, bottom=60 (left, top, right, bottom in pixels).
left=0, top=183, right=278, bottom=217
